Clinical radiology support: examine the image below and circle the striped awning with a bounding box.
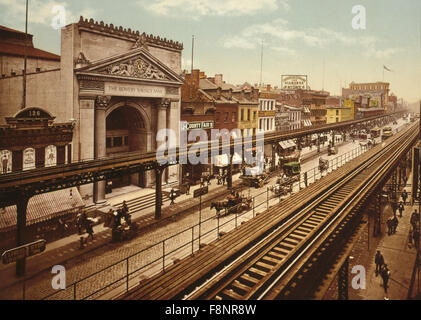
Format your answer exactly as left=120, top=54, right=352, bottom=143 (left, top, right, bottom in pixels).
left=279, top=139, right=296, bottom=149
left=0, top=187, right=84, bottom=231
left=303, top=119, right=312, bottom=126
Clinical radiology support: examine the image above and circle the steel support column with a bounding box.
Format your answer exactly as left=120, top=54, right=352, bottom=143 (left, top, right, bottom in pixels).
left=338, top=256, right=349, bottom=300
left=16, top=195, right=29, bottom=277
left=154, top=166, right=164, bottom=220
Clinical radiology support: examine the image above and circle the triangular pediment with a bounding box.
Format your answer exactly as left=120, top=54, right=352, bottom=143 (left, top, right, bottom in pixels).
left=75, top=47, right=184, bottom=84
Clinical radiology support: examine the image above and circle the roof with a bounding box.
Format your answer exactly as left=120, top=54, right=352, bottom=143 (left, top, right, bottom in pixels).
left=199, top=78, right=218, bottom=90
left=0, top=25, right=29, bottom=35
left=0, top=187, right=84, bottom=231
left=0, top=42, right=60, bottom=60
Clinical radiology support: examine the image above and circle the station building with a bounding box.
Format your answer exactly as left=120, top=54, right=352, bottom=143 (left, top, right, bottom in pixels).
left=0, top=17, right=184, bottom=207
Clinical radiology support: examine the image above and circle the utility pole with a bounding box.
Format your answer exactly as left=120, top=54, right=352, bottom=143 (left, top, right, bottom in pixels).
left=189, top=35, right=194, bottom=99
left=22, top=0, right=28, bottom=109
left=259, top=40, right=263, bottom=87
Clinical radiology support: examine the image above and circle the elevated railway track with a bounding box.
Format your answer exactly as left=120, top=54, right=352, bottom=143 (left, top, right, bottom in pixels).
left=121, top=120, right=418, bottom=300
left=0, top=112, right=400, bottom=205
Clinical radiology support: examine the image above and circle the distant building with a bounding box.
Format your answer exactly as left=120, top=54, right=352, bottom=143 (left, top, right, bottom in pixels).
left=343, top=81, right=390, bottom=111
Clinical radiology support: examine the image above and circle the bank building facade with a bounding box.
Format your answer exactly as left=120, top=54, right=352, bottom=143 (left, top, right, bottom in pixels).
left=0, top=17, right=184, bottom=208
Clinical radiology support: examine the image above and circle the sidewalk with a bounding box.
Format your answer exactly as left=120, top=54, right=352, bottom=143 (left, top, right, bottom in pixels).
left=349, top=176, right=419, bottom=300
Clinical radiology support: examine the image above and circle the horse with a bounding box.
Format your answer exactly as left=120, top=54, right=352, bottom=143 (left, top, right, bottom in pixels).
left=211, top=201, right=227, bottom=216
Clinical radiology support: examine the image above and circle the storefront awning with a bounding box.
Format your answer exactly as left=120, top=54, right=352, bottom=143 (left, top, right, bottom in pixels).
left=279, top=139, right=296, bottom=149
left=214, top=154, right=229, bottom=167
left=233, top=152, right=242, bottom=164
left=303, top=119, right=312, bottom=126
left=0, top=187, right=84, bottom=232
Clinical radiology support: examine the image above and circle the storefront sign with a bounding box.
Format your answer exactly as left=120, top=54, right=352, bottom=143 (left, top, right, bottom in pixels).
left=259, top=111, right=276, bottom=117
left=104, top=82, right=166, bottom=98
left=187, top=121, right=214, bottom=130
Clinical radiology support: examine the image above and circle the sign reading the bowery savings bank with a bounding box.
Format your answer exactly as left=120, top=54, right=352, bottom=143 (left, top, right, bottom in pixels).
left=187, top=121, right=214, bottom=130
left=104, top=82, right=165, bottom=98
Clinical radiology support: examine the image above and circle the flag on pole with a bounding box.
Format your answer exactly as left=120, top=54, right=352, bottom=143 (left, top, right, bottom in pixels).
left=383, top=65, right=393, bottom=72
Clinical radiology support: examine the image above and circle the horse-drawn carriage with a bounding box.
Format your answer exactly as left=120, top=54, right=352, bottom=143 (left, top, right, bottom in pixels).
left=211, top=192, right=252, bottom=217
left=269, top=183, right=289, bottom=197
left=328, top=145, right=338, bottom=156
left=103, top=204, right=138, bottom=242
left=239, top=172, right=269, bottom=188
left=319, top=157, right=329, bottom=173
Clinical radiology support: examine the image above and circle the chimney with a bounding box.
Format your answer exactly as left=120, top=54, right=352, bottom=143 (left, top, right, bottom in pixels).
left=267, top=84, right=271, bottom=92
left=214, top=74, right=223, bottom=87
left=192, top=69, right=200, bottom=86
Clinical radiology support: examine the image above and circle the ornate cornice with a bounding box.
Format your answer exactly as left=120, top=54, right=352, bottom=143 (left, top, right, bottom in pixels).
left=77, top=16, right=183, bottom=51
left=97, top=56, right=170, bottom=81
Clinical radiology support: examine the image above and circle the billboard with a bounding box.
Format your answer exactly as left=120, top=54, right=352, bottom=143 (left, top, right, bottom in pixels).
left=281, top=75, right=308, bottom=90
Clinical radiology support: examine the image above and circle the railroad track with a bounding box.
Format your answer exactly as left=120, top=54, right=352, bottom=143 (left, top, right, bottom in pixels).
left=185, top=122, right=418, bottom=300
left=121, top=121, right=418, bottom=301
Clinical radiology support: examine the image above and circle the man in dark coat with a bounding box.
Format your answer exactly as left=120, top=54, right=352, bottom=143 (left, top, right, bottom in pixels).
left=375, top=250, right=384, bottom=276
left=380, top=264, right=391, bottom=297
left=398, top=202, right=404, bottom=218
left=391, top=216, right=399, bottom=234
left=402, top=189, right=408, bottom=205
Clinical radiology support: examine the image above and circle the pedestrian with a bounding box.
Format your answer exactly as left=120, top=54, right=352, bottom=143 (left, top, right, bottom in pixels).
left=391, top=216, right=399, bottom=234
left=411, top=209, right=419, bottom=230
left=380, top=264, right=391, bottom=298
left=387, top=218, right=393, bottom=236
left=86, top=222, right=94, bottom=241
left=403, top=175, right=408, bottom=187
left=170, top=188, right=177, bottom=204
left=186, top=182, right=191, bottom=195
left=398, top=201, right=404, bottom=218
left=402, top=189, right=408, bottom=205
left=375, top=250, right=384, bottom=277
left=391, top=201, right=398, bottom=217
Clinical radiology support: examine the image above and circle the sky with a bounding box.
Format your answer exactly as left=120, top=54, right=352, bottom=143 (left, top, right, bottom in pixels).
left=1, top=0, right=420, bottom=103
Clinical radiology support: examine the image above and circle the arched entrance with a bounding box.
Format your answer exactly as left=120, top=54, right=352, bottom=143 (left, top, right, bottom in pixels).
left=106, top=104, right=150, bottom=189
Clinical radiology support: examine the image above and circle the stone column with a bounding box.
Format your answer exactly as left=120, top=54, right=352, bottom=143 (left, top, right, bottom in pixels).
left=167, top=100, right=180, bottom=184
left=94, top=95, right=110, bottom=205
left=79, top=98, right=95, bottom=203
left=156, top=98, right=170, bottom=185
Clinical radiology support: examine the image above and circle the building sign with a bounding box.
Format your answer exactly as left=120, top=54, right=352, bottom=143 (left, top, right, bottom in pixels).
left=0, top=150, right=12, bottom=174
left=259, top=111, right=276, bottom=117
left=281, top=75, right=308, bottom=90
left=16, top=108, right=52, bottom=119
left=194, top=186, right=208, bottom=198
left=186, top=121, right=214, bottom=130
left=1, top=240, right=46, bottom=264
left=104, top=82, right=166, bottom=98
left=23, top=148, right=35, bottom=171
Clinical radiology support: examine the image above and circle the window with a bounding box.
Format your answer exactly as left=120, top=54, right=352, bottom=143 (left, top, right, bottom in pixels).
left=247, top=109, right=251, bottom=121
left=241, top=109, right=244, bottom=121
left=106, top=137, right=112, bottom=148
left=253, top=111, right=257, bottom=120
left=224, top=112, right=229, bottom=123
left=336, top=110, right=339, bottom=116
left=216, top=112, right=221, bottom=123
left=232, top=112, right=236, bottom=122
left=113, top=137, right=123, bottom=147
